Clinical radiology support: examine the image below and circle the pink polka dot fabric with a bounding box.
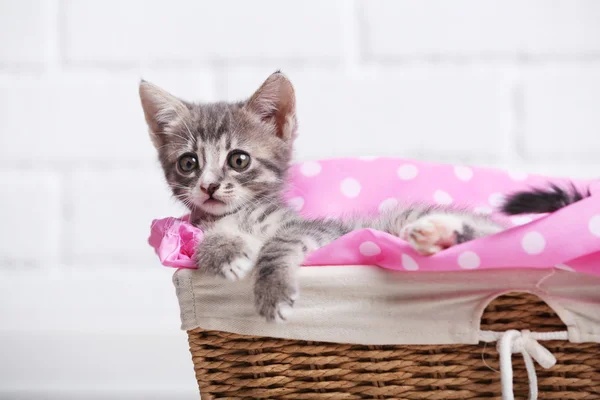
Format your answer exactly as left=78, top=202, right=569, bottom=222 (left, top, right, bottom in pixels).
left=148, top=157, right=600, bottom=276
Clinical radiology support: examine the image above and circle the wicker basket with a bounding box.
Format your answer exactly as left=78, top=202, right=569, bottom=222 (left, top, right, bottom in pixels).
left=186, top=292, right=599, bottom=399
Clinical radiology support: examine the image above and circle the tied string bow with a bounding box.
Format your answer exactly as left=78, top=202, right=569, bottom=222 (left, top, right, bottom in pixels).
left=479, top=329, right=569, bottom=400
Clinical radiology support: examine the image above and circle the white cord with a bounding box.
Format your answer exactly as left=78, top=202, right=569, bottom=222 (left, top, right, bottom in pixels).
left=479, top=329, right=569, bottom=400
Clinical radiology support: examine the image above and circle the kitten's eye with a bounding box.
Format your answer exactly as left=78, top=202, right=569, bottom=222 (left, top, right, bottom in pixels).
left=177, top=153, right=198, bottom=173
left=228, top=151, right=251, bottom=171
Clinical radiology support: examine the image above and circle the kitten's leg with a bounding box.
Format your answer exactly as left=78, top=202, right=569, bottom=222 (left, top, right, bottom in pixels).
left=400, top=212, right=502, bottom=255
left=195, top=231, right=262, bottom=280
left=364, top=205, right=503, bottom=256
left=195, top=203, right=294, bottom=280
left=194, top=213, right=265, bottom=280
left=254, top=219, right=349, bottom=322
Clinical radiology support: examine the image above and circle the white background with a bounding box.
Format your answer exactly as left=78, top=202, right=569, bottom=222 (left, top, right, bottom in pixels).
left=1, top=1, right=600, bottom=398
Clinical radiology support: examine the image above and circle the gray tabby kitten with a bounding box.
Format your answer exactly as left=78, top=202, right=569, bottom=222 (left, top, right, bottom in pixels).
left=139, top=72, right=503, bottom=322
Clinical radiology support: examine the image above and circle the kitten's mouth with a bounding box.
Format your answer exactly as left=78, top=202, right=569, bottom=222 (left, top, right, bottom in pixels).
left=201, top=196, right=229, bottom=215
left=203, top=197, right=226, bottom=206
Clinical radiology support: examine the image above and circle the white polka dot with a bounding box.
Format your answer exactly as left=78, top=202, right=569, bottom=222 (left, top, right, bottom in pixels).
left=522, top=231, right=546, bottom=255
left=300, top=161, right=322, bottom=177
left=358, top=156, right=378, bottom=161
left=340, top=178, right=361, bottom=198
left=434, top=190, right=453, bottom=205
left=359, top=241, right=381, bottom=256
left=508, top=170, right=529, bottom=181
left=397, top=164, right=419, bottom=180
left=512, top=216, right=533, bottom=226
left=475, top=206, right=493, bottom=215
left=589, top=215, right=600, bottom=237
left=555, top=264, right=576, bottom=272
left=489, top=193, right=505, bottom=208
left=454, top=166, right=473, bottom=181
left=458, top=251, right=481, bottom=269
left=401, top=254, right=419, bottom=271
left=288, top=197, right=304, bottom=211
left=378, top=198, right=398, bottom=213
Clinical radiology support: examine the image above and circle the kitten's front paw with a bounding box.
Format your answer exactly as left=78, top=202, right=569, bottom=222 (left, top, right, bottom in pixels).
left=197, top=252, right=253, bottom=281
left=400, top=215, right=462, bottom=255
left=195, top=235, right=254, bottom=280
left=254, top=276, right=299, bottom=323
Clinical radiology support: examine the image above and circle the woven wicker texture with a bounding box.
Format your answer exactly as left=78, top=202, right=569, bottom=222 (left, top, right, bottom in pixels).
left=187, top=292, right=600, bottom=399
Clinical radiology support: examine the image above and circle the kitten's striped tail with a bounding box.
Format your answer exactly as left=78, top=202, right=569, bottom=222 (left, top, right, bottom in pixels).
left=501, top=184, right=590, bottom=215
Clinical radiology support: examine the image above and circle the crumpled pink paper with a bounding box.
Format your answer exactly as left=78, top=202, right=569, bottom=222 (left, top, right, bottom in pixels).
left=149, top=216, right=203, bottom=268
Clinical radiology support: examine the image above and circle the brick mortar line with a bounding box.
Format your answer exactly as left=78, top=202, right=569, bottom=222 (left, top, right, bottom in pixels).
left=364, top=54, right=600, bottom=65
left=4, top=56, right=599, bottom=75
left=0, top=163, right=159, bottom=172
left=3, top=61, right=600, bottom=84
left=43, top=0, right=62, bottom=76
left=340, top=0, right=360, bottom=75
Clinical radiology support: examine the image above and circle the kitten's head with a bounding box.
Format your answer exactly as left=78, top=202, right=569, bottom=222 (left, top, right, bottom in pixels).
left=139, top=72, right=297, bottom=216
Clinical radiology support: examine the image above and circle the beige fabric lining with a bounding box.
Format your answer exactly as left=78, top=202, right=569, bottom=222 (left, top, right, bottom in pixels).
left=173, top=266, right=600, bottom=345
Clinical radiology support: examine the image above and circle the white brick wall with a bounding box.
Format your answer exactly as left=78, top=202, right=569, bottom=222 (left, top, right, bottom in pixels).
left=0, top=171, right=61, bottom=264
left=523, top=65, right=600, bottom=159
left=64, top=0, right=346, bottom=64
left=67, top=167, right=186, bottom=263
left=365, top=0, right=600, bottom=57
left=1, top=1, right=599, bottom=398
left=224, top=67, right=515, bottom=160
left=0, top=0, right=48, bottom=65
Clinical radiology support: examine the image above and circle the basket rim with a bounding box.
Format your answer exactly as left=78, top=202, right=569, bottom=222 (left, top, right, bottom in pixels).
left=174, top=266, right=600, bottom=346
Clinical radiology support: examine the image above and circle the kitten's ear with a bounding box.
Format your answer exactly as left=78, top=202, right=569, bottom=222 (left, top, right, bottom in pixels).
left=139, top=80, right=189, bottom=148
left=246, top=71, right=297, bottom=141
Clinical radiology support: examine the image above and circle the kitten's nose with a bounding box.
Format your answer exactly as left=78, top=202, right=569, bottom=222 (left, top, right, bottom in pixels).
left=201, top=183, right=220, bottom=196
